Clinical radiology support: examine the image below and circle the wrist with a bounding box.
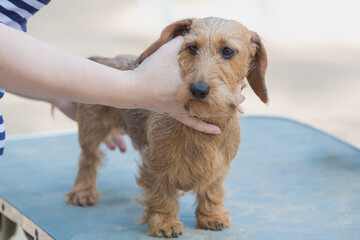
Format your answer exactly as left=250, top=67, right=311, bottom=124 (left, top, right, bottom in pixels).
left=130, top=68, right=151, bottom=110
left=101, top=68, right=147, bottom=110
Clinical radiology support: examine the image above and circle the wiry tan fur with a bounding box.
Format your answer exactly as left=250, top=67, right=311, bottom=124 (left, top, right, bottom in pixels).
left=66, top=17, right=268, bottom=238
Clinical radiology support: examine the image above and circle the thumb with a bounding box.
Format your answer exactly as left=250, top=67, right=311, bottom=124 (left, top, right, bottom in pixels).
left=157, top=36, right=184, bottom=59
left=175, top=115, right=222, bottom=134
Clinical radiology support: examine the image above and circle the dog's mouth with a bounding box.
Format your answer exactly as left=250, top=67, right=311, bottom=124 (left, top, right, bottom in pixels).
left=178, top=79, right=239, bottom=119
left=184, top=99, right=238, bottom=119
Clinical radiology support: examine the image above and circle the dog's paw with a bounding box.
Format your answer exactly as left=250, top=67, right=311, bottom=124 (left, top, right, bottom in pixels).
left=66, top=188, right=99, bottom=207
left=196, top=210, right=231, bottom=231
left=147, top=213, right=183, bottom=238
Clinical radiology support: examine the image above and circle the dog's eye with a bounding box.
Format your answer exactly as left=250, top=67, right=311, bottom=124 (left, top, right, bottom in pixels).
left=221, top=47, right=235, bottom=59
left=188, top=45, right=198, bottom=55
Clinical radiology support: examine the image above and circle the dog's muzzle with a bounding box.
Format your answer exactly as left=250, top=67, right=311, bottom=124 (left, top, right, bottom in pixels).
left=190, top=82, right=210, bottom=99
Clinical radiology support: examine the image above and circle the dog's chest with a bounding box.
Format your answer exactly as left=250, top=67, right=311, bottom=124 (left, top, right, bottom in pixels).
left=173, top=138, right=225, bottom=190
left=145, top=115, right=241, bottom=191
left=176, top=123, right=240, bottom=190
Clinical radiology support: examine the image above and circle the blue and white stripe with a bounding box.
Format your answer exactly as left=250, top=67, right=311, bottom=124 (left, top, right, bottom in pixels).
left=0, top=109, right=5, bottom=157
left=0, top=0, right=51, bottom=157
left=0, top=0, right=50, bottom=32
left=0, top=89, right=4, bottom=157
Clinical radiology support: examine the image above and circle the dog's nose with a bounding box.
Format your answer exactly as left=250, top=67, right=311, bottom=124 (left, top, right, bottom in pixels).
left=190, top=82, right=210, bottom=99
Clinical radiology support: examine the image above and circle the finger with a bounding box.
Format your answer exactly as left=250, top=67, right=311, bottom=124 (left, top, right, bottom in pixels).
left=161, top=36, right=184, bottom=58
left=176, top=116, right=221, bottom=134
left=236, top=83, right=246, bottom=105
left=113, top=134, right=127, bottom=153
left=237, top=83, right=242, bottom=94
left=238, top=95, right=245, bottom=104
left=104, top=138, right=116, bottom=150
left=142, top=36, right=184, bottom=66
left=55, top=100, right=78, bottom=121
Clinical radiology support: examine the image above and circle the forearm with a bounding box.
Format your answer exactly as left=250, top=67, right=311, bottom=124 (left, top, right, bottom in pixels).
left=0, top=24, right=222, bottom=134
left=0, top=24, right=139, bottom=108
left=6, top=90, right=54, bottom=104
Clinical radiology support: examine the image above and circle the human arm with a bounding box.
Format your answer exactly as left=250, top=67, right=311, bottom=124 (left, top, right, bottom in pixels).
left=0, top=24, right=221, bottom=134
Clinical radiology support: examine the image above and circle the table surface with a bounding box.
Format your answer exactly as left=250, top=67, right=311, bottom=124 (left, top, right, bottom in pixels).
left=0, top=116, right=359, bottom=240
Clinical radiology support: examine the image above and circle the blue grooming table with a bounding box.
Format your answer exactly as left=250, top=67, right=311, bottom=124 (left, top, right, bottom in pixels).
left=0, top=116, right=359, bottom=240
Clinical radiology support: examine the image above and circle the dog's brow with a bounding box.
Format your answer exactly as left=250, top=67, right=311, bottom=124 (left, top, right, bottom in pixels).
left=226, top=39, right=240, bottom=47
left=185, top=35, right=198, bottom=42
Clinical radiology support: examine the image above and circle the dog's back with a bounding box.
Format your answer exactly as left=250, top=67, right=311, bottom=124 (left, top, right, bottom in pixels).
left=88, top=55, right=138, bottom=71
left=77, top=55, right=150, bottom=153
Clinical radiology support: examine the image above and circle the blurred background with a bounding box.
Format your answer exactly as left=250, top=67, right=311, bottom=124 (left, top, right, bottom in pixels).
left=1, top=0, right=359, bottom=148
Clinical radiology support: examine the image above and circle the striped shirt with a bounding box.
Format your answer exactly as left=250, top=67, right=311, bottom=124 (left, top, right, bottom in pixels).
left=0, top=0, right=50, bottom=31
left=0, top=90, right=5, bottom=157
left=0, top=0, right=51, bottom=157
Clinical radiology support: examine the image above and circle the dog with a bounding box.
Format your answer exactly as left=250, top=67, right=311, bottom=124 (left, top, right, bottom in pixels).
left=66, top=17, right=268, bottom=238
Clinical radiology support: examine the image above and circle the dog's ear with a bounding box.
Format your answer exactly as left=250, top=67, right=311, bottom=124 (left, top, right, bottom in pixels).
left=137, top=19, right=193, bottom=64
left=89, top=56, right=119, bottom=69
left=246, top=32, right=268, bottom=103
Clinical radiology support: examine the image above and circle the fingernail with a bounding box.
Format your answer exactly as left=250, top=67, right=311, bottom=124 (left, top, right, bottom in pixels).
left=239, top=95, right=246, bottom=104
left=213, top=126, right=222, bottom=134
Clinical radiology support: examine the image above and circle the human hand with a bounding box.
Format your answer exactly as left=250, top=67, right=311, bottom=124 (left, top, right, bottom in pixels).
left=236, top=83, right=246, bottom=106
left=134, top=37, right=246, bottom=133
left=104, top=129, right=127, bottom=152
left=133, top=37, right=224, bottom=134
left=51, top=99, right=77, bottom=121
left=51, top=100, right=130, bottom=152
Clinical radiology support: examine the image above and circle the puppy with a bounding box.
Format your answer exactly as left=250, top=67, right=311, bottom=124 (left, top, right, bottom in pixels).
left=66, top=17, right=268, bottom=238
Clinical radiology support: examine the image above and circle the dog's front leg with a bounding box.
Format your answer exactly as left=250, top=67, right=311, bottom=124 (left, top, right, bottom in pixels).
left=195, top=176, right=231, bottom=231
left=138, top=176, right=183, bottom=238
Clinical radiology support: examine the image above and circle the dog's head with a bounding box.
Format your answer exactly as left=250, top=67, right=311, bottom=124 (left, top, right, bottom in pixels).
left=138, top=17, right=268, bottom=118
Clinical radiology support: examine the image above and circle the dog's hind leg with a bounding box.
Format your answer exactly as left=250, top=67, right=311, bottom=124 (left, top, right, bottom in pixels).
left=66, top=105, right=115, bottom=207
